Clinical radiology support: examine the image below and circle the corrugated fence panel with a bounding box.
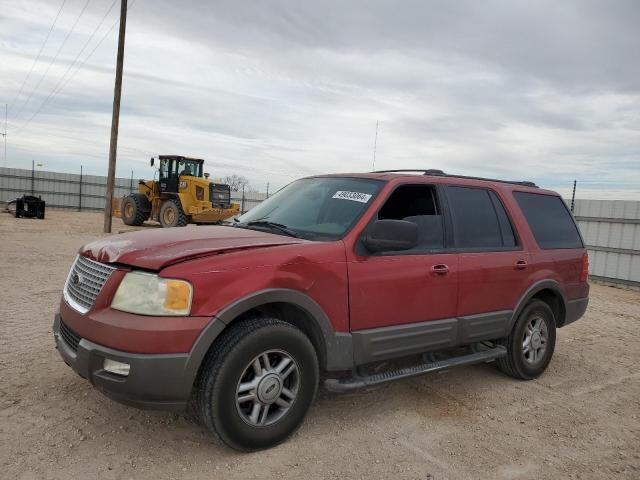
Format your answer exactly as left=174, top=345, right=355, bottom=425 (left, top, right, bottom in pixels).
left=573, top=199, right=640, bottom=287
left=0, top=166, right=266, bottom=214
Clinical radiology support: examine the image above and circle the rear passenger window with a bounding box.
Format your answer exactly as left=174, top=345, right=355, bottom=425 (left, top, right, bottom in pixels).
left=513, top=192, right=583, bottom=249
left=378, top=184, right=444, bottom=250
left=446, top=186, right=517, bottom=249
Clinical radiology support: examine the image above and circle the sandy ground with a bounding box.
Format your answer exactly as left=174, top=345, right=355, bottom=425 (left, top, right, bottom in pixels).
left=0, top=210, right=639, bottom=480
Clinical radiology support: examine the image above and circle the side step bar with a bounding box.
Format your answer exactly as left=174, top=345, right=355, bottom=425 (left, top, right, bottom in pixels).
left=324, top=346, right=507, bottom=392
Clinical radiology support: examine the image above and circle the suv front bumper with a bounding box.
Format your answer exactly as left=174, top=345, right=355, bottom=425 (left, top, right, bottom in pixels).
left=53, top=313, right=192, bottom=411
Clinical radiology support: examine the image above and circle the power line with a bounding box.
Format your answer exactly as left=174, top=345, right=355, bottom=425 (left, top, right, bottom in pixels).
left=7, top=0, right=68, bottom=116
left=11, top=0, right=92, bottom=123
left=15, top=0, right=137, bottom=136
left=15, top=0, right=119, bottom=135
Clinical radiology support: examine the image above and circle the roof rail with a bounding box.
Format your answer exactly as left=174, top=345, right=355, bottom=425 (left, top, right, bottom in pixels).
left=371, top=169, right=538, bottom=188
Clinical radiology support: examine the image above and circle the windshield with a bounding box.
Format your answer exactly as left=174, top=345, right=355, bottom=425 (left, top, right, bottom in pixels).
left=237, top=177, right=383, bottom=240
left=177, top=159, right=202, bottom=177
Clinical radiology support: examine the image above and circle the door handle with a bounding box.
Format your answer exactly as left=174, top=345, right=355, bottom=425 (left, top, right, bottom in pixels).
left=515, top=259, right=528, bottom=270
left=430, top=264, right=449, bottom=276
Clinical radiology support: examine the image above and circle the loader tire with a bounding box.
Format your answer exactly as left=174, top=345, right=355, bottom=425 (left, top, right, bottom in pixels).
left=159, top=199, right=188, bottom=227
left=121, top=194, right=150, bottom=226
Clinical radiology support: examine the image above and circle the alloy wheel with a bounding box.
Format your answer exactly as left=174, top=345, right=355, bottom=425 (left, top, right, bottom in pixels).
left=235, top=350, right=300, bottom=427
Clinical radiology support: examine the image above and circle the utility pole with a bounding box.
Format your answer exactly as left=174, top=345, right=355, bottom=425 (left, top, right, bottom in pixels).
left=103, top=0, right=128, bottom=233
left=372, top=120, right=379, bottom=171
left=570, top=180, right=577, bottom=213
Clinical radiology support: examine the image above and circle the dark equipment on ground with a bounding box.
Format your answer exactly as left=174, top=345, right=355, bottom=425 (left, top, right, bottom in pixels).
left=5, top=195, right=46, bottom=219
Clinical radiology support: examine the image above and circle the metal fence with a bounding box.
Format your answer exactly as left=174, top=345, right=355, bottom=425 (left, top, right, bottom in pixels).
left=0, top=166, right=266, bottom=213
left=2, top=166, right=638, bottom=287
left=572, top=199, right=640, bottom=288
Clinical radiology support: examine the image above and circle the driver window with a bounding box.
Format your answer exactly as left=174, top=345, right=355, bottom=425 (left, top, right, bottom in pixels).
left=378, top=184, right=444, bottom=249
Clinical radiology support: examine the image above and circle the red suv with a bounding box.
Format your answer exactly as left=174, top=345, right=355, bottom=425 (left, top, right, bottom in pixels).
left=54, top=170, right=589, bottom=450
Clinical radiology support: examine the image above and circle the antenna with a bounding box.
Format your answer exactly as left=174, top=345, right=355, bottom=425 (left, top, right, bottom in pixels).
left=372, top=120, right=379, bottom=171
left=2, top=103, right=6, bottom=167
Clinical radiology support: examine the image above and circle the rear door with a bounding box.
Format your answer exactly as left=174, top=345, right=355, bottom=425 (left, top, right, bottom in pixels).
left=444, top=185, right=530, bottom=340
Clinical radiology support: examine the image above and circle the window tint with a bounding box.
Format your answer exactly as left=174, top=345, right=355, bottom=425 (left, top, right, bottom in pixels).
left=447, top=186, right=513, bottom=249
left=378, top=184, right=444, bottom=249
left=513, top=192, right=583, bottom=249
left=488, top=190, right=517, bottom=247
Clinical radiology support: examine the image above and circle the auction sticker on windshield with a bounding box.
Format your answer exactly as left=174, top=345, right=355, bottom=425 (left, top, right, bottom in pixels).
left=332, top=191, right=372, bottom=203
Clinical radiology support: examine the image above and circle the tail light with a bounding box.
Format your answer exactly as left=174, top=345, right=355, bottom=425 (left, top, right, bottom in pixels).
left=580, top=251, right=589, bottom=282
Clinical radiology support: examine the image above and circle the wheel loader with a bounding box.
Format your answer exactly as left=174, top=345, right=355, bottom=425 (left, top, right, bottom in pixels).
left=114, top=155, right=240, bottom=228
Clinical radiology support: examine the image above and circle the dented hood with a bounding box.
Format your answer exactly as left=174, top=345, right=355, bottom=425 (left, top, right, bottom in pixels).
left=80, top=225, right=304, bottom=270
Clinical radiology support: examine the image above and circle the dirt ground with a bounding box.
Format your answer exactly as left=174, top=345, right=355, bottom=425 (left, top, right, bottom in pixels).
left=1, top=210, right=638, bottom=480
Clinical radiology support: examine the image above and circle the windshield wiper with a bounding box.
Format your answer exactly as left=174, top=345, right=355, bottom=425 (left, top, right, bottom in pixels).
left=244, top=220, right=300, bottom=238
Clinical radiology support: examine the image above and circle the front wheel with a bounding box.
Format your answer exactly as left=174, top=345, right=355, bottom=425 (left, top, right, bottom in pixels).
left=496, top=299, right=556, bottom=380
left=196, top=318, right=319, bottom=451
left=159, top=199, right=188, bottom=227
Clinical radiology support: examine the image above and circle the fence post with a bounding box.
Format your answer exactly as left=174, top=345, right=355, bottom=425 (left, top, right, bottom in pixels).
left=241, top=185, right=245, bottom=214
left=571, top=180, right=576, bottom=213
left=31, top=160, right=35, bottom=195
left=79, top=165, right=83, bottom=211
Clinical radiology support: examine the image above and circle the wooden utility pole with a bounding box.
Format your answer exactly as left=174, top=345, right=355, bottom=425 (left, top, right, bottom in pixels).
left=103, top=0, right=128, bottom=233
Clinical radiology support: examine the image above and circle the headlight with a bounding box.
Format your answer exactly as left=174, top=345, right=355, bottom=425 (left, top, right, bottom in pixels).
left=111, top=271, right=193, bottom=316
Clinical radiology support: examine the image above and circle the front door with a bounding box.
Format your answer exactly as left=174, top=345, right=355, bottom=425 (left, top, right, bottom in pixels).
left=347, top=183, right=460, bottom=363
left=159, top=159, right=178, bottom=193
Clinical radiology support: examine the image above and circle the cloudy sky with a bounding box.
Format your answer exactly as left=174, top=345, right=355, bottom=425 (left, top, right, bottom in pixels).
left=1, top=0, right=639, bottom=197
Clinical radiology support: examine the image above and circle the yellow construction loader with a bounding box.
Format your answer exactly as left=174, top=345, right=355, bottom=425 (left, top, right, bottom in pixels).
left=113, top=155, right=240, bottom=227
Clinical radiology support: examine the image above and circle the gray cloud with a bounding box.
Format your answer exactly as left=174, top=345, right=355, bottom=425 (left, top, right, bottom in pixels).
left=1, top=0, right=638, bottom=196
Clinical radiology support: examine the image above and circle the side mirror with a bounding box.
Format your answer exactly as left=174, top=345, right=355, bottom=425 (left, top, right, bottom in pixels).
left=362, top=219, right=418, bottom=253
left=150, top=157, right=155, bottom=167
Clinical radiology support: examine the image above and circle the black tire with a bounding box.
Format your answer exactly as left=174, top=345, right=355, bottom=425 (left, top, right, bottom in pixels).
left=196, top=318, right=319, bottom=451
left=159, top=199, right=188, bottom=227
left=121, top=194, right=150, bottom=226
left=497, top=299, right=556, bottom=380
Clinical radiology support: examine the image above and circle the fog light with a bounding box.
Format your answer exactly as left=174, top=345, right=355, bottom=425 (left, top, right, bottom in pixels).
left=103, top=358, right=130, bottom=376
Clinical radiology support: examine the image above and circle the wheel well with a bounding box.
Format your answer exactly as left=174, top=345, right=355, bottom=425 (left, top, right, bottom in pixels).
left=232, top=302, right=327, bottom=371
left=531, top=289, right=565, bottom=326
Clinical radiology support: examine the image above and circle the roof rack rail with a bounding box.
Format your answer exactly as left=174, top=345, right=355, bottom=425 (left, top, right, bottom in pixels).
left=371, top=169, right=538, bottom=188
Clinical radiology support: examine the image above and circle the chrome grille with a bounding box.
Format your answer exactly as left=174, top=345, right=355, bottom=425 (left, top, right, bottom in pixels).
left=63, top=255, right=116, bottom=313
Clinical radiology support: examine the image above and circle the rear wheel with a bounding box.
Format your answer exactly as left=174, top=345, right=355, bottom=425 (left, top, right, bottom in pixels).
left=121, top=194, right=150, bottom=226
left=159, top=199, right=188, bottom=227
left=196, top=318, right=319, bottom=451
left=497, top=299, right=556, bottom=380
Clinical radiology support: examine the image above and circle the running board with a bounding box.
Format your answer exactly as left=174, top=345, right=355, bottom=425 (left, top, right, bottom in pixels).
left=324, top=346, right=507, bottom=392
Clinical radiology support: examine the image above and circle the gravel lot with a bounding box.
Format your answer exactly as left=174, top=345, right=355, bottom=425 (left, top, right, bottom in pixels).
left=1, top=210, right=639, bottom=480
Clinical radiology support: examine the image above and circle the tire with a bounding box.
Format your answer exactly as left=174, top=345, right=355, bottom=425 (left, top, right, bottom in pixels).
left=121, top=194, right=150, bottom=226
left=159, top=198, right=188, bottom=227
left=497, top=299, right=557, bottom=380
left=196, top=318, right=319, bottom=451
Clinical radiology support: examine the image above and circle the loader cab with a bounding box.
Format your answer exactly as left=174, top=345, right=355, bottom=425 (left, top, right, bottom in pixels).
left=155, top=155, right=204, bottom=194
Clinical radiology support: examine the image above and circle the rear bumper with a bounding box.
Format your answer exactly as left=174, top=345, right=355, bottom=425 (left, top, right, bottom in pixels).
left=53, top=313, right=192, bottom=411
left=563, top=297, right=589, bottom=327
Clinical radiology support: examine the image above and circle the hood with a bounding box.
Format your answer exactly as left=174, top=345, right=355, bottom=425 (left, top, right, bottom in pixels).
left=80, top=225, right=305, bottom=270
